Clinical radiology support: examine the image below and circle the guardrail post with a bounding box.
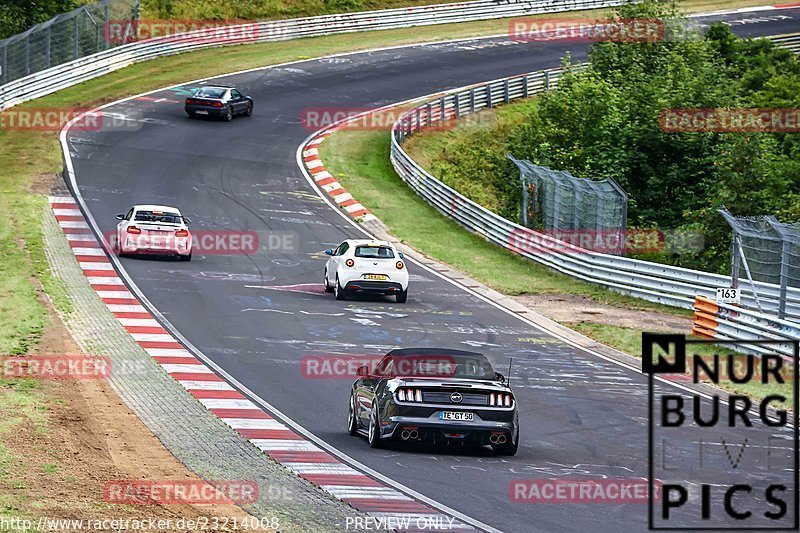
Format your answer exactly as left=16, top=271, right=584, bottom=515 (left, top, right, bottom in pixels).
left=104, top=0, right=110, bottom=50
left=454, top=94, right=460, bottom=118
left=503, top=79, right=510, bottom=103
left=74, top=16, right=80, bottom=59
left=25, top=35, right=30, bottom=76
left=46, top=26, right=52, bottom=68
left=469, top=88, right=475, bottom=113
left=522, top=76, right=529, bottom=98
left=439, top=97, right=445, bottom=123
left=1, top=44, right=6, bottom=84
left=426, top=103, right=432, bottom=127
left=486, top=85, right=492, bottom=109
left=415, top=108, right=421, bottom=130
left=767, top=216, right=791, bottom=319
left=545, top=70, right=551, bottom=90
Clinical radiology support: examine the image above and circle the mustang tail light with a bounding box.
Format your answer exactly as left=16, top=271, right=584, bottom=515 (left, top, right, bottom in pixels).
left=489, top=393, right=513, bottom=407
left=396, top=261, right=404, bottom=270
left=175, top=229, right=189, bottom=237
left=345, top=258, right=355, bottom=267
left=396, top=387, right=423, bottom=402
left=127, top=226, right=141, bottom=234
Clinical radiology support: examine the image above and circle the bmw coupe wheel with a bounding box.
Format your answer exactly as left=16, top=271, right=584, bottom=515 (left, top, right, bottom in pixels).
left=225, top=106, right=233, bottom=121
left=244, top=102, right=253, bottom=117
left=367, top=408, right=383, bottom=448
left=347, top=395, right=359, bottom=436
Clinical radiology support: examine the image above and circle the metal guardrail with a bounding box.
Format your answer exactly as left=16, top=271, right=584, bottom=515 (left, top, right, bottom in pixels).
left=0, top=0, right=624, bottom=110
left=389, top=35, right=800, bottom=326
left=693, top=296, right=799, bottom=359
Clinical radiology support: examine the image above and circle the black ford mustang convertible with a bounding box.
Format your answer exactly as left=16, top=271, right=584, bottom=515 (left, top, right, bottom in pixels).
left=347, top=348, right=519, bottom=455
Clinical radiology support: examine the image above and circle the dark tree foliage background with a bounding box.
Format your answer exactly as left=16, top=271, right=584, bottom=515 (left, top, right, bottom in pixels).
left=427, top=0, right=800, bottom=274
left=0, top=0, right=80, bottom=39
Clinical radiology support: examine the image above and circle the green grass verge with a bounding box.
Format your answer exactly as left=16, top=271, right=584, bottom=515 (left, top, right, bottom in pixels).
left=0, top=379, right=45, bottom=520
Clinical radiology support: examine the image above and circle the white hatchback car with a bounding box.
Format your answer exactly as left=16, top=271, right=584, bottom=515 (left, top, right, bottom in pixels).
left=324, top=240, right=409, bottom=302
left=115, top=204, right=192, bottom=261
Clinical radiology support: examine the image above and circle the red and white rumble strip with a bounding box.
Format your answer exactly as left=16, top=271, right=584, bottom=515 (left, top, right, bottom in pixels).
left=49, top=196, right=472, bottom=531
left=302, top=131, right=378, bottom=223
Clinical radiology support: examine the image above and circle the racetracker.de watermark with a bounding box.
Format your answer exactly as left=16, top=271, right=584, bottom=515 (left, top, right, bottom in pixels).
left=300, top=107, right=496, bottom=132
left=1, top=355, right=111, bottom=380
left=509, top=479, right=660, bottom=503
left=104, top=480, right=259, bottom=505
left=507, top=228, right=704, bottom=255
left=300, top=353, right=458, bottom=380
left=103, top=19, right=289, bottom=45
left=509, top=18, right=665, bottom=43
left=106, top=229, right=297, bottom=255
left=0, top=108, right=144, bottom=132
left=660, top=108, right=800, bottom=133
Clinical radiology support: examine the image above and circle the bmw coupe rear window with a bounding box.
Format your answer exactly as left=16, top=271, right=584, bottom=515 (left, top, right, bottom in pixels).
left=134, top=210, right=181, bottom=224
left=195, top=88, right=226, bottom=98
left=355, top=245, right=395, bottom=259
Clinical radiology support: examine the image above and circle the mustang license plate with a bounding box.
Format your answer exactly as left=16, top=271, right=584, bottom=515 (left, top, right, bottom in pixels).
left=363, top=274, right=388, bottom=280
left=439, top=411, right=474, bottom=421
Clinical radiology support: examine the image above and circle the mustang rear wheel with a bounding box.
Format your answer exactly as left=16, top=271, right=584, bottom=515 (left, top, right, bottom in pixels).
left=367, top=407, right=384, bottom=448
left=347, top=394, right=359, bottom=436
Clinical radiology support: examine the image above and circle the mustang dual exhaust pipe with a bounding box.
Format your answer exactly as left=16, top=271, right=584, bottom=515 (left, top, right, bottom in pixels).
left=400, top=429, right=419, bottom=440
left=489, top=433, right=507, bottom=445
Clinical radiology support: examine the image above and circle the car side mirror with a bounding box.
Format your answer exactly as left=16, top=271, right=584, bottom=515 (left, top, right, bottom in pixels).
left=116, top=213, right=125, bottom=220
left=324, top=249, right=334, bottom=256
left=356, top=365, right=369, bottom=377
left=183, top=217, right=191, bottom=225
left=398, top=252, right=404, bottom=259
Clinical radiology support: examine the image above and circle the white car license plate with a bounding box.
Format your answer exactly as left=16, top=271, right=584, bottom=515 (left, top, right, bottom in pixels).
left=364, top=274, right=388, bottom=280
left=439, top=411, right=473, bottom=421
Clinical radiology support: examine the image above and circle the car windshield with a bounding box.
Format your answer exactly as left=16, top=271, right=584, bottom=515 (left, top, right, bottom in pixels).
left=134, top=210, right=181, bottom=224
left=355, top=245, right=394, bottom=259
left=380, top=353, right=496, bottom=380
left=195, top=88, right=226, bottom=98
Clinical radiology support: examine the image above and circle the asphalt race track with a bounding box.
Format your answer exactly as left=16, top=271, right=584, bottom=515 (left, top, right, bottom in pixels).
left=65, top=10, right=800, bottom=532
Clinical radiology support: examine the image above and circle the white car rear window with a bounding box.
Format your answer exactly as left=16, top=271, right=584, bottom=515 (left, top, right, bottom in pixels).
left=134, top=210, right=181, bottom=224
left=355, top=246, right=394, bottom=259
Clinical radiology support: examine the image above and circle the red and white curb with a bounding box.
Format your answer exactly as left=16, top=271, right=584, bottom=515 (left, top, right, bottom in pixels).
left=49, top=196, right=474, bottom=531
left=302, top=132, right=378, bottom=223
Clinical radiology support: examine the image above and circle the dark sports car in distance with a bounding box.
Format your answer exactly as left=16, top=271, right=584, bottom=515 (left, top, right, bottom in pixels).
left=185, top=86, right=253, bottom=121
left=348, top=348, right=519, bottom=455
